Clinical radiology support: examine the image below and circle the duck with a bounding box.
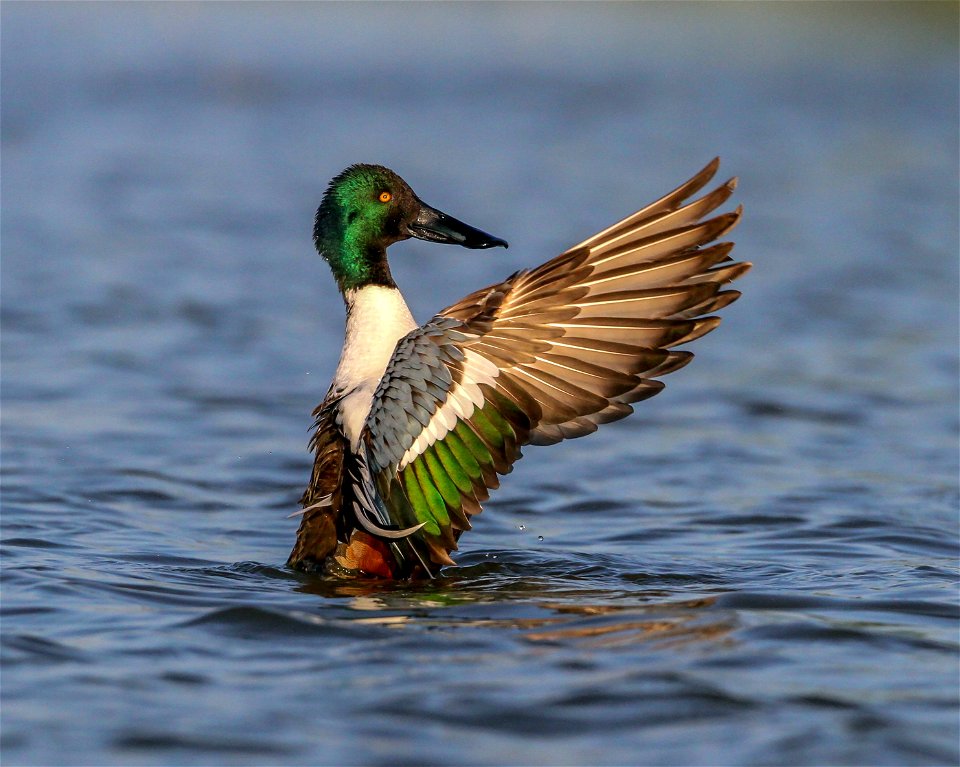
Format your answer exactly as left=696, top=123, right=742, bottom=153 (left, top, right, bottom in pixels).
left=287, top=159, right=750, bottom=579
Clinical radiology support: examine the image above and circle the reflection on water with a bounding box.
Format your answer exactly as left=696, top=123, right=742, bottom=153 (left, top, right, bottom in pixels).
left=523, top=599, right=733, bottom=649
left=2, top=2, right=958, bottom=766
left=296, top=588, right=734, bottom=651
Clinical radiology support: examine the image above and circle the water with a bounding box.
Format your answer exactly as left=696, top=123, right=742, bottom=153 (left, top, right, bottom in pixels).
left=2, top=4, right=958, bottom=765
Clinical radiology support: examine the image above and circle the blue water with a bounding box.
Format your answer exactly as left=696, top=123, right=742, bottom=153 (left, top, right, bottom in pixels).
left=2, top=4, right=958, bottom=765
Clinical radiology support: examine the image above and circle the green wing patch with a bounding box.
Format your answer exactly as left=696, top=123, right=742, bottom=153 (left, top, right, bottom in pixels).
left=389, top=397, right=531, bottom=566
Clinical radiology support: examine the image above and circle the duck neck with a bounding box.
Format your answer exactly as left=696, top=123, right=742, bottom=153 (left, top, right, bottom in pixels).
left=332, top=285, right=418, bottom=446
left=330, top=243, right=397, bottom=294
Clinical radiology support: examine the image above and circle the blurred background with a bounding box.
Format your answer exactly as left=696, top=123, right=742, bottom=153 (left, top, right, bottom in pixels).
left=2, top=3, right=957, bottom=766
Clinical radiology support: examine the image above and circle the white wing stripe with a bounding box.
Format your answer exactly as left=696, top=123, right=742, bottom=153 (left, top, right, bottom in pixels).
left=398, top=353, right=493, bottom=469
left=464, top=349, right=502, bottom=382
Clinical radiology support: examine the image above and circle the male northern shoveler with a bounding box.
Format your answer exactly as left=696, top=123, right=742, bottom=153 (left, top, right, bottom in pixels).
left=288, top=159, right=750, bottom=579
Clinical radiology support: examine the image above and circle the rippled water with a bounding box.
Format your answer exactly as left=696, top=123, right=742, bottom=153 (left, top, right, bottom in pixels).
left=2, top=4, right=958, bottom=765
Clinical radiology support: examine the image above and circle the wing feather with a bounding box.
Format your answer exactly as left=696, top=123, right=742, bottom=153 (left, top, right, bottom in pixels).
left=357, top=159, right=749, bottom=574
left=569, top=156, right=721, bottom=251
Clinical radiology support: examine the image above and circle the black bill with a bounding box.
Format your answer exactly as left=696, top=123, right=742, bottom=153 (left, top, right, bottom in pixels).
left=408, top=202, right=508, bottom=249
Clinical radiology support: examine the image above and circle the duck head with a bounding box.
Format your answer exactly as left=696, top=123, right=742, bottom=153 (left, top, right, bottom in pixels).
left=314, top=164, right=508, bottom=293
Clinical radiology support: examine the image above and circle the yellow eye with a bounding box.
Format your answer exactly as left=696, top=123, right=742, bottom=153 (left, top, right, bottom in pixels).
left=378, top=191, right=392, bottom=203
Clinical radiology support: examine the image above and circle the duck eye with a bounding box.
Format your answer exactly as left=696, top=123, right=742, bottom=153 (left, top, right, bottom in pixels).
left=378, top=191, right=392, bottom=203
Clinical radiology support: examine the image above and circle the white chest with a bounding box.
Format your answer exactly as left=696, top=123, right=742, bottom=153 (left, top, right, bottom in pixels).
left=332, top=286, right=417, bottom=447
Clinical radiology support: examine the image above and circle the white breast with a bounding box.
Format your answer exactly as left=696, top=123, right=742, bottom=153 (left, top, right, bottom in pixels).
left=332, top=286, right=418, bottom=448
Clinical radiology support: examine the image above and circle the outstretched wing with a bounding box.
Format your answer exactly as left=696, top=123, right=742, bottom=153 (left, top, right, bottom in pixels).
left=362, top=159, right=750, bottom=574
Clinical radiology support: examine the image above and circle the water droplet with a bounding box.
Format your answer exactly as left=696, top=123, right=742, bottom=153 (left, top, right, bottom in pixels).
left=537, top=536, right=544, bottom=541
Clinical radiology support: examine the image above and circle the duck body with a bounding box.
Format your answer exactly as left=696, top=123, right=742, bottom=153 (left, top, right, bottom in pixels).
left=288, top=160, right=750, bottom=579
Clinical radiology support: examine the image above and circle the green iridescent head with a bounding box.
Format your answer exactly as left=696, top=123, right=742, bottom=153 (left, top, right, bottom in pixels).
left=314, top=164, right=508, bottom=293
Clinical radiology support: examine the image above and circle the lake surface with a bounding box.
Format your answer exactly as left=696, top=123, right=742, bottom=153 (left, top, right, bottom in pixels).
left=2, top=4, right=958, bottom=765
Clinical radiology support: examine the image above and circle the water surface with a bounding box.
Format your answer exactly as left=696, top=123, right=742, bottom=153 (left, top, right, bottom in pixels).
left=2, top=4, right=958, bottom=765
